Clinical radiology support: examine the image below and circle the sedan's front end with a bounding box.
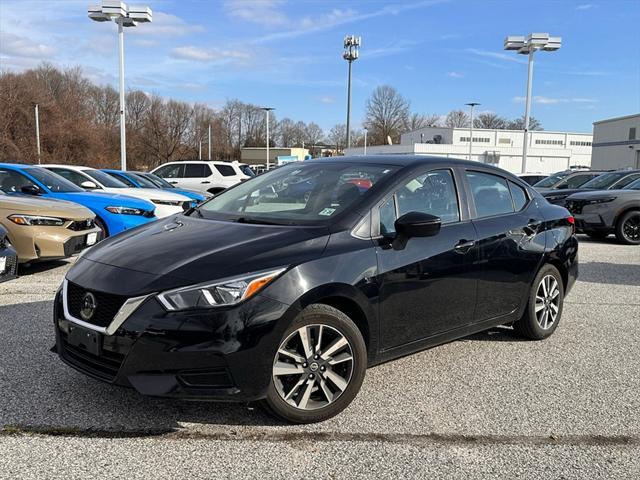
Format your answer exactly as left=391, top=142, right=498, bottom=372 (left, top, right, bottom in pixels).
left=0, top=226, right=18, bottom=282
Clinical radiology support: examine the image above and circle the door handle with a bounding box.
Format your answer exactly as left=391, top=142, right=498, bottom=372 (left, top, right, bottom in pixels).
left=201, top=181, right=211, bottom=184
left=454, top=239, right=475, bottom=254
left=169, top=181, right=178, bottom=184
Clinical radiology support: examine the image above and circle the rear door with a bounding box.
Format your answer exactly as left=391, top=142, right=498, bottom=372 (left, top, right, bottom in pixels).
left=154, top=164, right=185, bottom=188
left=375, top=168, right=479, bottom=349
left=464, top=170, right=545, bottom=322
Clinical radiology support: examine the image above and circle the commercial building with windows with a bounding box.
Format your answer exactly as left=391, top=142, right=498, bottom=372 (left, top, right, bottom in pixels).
left=591, top=114, right=640, bottom=170
left=344, top=126, right=593, bottom=174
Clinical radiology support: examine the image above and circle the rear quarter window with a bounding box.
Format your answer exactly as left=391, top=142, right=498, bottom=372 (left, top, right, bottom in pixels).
left=215, top=164, right=237, bottom=177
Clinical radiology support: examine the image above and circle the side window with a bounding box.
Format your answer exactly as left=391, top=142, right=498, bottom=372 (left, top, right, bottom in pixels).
left=215, top=164, right=237, bottom=177
left=378, top=169, right=460, bottom=234
left=508, top=181, right=529, bottom=211
left=562, top=174, right=595, bottom=189
left=108, top=172, right=136, bottom=187
left=156, top=164, right=183, bottom=178
left=0, top=169, right=38, bottom=193
left=184, top=163, right=207, bottom=178
left=47, top=168, right=91, bottom=187
left=615, top=174, right=640, bottom=188
left=466, top=171, right=514, bottom=218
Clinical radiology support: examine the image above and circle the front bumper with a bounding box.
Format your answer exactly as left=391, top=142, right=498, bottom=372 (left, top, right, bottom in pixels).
left=0, top=245, right=18, bottom=282
left=11, top=225, right=102, bottom=263
left=53, top=286, right=297, bottom=401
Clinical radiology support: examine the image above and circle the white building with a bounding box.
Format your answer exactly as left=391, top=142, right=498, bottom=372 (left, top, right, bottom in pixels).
left=344, top=126, right=593, bottom=174
left=591, top=114, right=640, bottom=170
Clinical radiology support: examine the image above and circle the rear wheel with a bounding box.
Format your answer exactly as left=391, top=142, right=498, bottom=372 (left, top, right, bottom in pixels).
left=513, top=265, right=564, bottom=340
left=614, top=211, right=640, bottom=245
left=262, top=304, right=367, bottom=423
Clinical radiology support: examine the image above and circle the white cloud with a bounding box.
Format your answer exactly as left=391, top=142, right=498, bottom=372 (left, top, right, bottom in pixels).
left=129, top=12, right=204, bottom=37
left=513, top=96, right=598, bottom=105
left=319, top=96, right=335, bottom=104
left=576, top=4, right=594, bottom=10
left=223, top=0, right=289, bottom=27
left=0, top=32, right=56, bottom=58
left=170, top=46, right=250, bottom=63
left=447, top=71, right=464, bottom=78
left=466, top=48, right=527, bottom=64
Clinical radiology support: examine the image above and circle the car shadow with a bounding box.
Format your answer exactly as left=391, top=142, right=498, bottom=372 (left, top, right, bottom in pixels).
left=461, top=325, right=528, bottom=343
left=578, top=261, right=640, bottom=286
left=0, top=300, right=287, bottom=433
left=576, top=234, right=621, bottom=245
left=18, top=260, right=71, bottom=276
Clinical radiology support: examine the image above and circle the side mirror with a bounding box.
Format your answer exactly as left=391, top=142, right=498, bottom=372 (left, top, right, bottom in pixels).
left=20, top=185, right=42, bottom=196
left=395, top=212, right=441, bottom=238
left=80, top=180, right=99, bottom=189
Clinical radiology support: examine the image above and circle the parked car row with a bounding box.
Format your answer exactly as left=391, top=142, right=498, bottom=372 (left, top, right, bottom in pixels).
left=0, top=161, right=253, bottom=272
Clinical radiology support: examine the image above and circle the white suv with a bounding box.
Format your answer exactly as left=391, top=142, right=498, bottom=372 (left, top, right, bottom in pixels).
left=150, top=161, right=249, bottom=195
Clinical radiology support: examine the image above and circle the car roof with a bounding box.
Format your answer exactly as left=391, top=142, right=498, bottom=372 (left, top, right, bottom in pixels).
left=158, top=160, right=236, bottom=165
left=308, top=155, right=517, bottom=173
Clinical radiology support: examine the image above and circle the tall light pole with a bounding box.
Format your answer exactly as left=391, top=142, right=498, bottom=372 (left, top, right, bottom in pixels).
left=465, top=102, right=480, bottom=161
left=343, top=35, right=361, bottom=150
left=89, top=2, right=152, bottom=171
left=34, top=104, right=41, bottom=164
left=363, top=127, right=368, bottom=155
left=504, top=33, right=561, bottom=173
left=208, top=123, right=212, bottom=160
left=261, top=107, right=275, bottom=170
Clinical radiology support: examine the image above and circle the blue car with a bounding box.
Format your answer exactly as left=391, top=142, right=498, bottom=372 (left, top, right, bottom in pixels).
left=101, top=169, right=208, bottom=203
left=0, top=164, right=156, bottom=237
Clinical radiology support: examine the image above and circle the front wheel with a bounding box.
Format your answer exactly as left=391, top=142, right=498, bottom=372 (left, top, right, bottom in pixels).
left=615, top=211, right=640, bottom=245
left=262, top=304, right=367, bottom=423
left=513, top=265, right=564, bottom=340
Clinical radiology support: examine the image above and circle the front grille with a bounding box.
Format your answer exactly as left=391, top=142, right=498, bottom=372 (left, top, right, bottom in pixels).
left=67, top=282, right=128, bottom=328
left=566, top=200, right=587, bottom=215
left=0, top=253, right=18, bottom=280
left=60, top=338, right=125, bottom=382
left=68, top=219, right=95, bottom=231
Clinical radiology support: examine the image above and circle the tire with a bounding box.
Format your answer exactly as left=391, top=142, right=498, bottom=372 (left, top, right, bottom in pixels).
left=262, top=304, right=367, bottom=424
left=614, top=210, right=640, bottom=245
left=513, top=264, right=564, bottom=340
left=585, top=231, right=609, bottom=241
left=95, top=217, right=108, bottom=239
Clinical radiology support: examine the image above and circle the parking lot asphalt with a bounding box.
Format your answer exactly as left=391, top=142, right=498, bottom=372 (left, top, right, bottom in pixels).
left=1, top=236, right=639, bottom=479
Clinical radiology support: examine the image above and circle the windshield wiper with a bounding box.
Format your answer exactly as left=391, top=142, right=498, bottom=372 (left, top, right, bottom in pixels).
left=234, top=217, right=283, bottom=226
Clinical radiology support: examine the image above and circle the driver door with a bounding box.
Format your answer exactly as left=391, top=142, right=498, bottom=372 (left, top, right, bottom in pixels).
left=375, top=168, right=479, bottom=350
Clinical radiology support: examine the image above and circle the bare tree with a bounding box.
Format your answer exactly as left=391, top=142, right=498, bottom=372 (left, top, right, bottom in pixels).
left=304, top=122, right=324, bottom=147
left=328, top=124, right=347, bottom=152
left=364, top=85, right=410, bottom=145
left=507, top=115, right=543, bottom=131
left=473, top=112, right=507, bottom=129
left=444, top=110, right=470, bottom=128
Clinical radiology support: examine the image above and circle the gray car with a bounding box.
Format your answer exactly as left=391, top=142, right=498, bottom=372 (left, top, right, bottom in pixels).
left=565, top=178, right=640, bottom=244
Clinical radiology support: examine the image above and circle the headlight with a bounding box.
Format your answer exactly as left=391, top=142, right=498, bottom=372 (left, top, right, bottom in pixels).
left=105, top=206, right=149, bottom=215
left=586, top=197, right=616, bottom=205
left=157, top=268, right=286, bottom=311
left=8, top=214, right=65, bottom=226
left=151, top=199, right=182, bottom=206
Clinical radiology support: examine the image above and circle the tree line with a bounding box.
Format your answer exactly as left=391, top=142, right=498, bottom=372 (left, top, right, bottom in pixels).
left=0, top=64, right=542, bottom=168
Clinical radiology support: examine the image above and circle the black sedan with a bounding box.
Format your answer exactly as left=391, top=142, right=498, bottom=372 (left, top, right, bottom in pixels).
left=540, top=170, right=640, bottom=206
left=53, top=156, right=578, bottom=423
left=0, top=225, right=18, bottom=282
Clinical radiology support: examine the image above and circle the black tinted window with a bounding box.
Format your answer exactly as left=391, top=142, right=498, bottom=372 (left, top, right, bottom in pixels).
left=215, top=164, right=236, bottom=177
left=184, top=164, right=210, bottom=178
left=559, top=174, right=598, bottom=189
left=509, top=181, right=528, bottom=211
left=466, top=171, right=514, bottom=218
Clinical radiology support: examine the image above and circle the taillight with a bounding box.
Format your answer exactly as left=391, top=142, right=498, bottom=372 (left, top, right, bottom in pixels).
left=567, top=215, right=576, bottom=234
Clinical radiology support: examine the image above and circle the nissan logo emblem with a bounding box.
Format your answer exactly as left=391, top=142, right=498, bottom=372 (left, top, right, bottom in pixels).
left=80, top=292, right=98, bottom=321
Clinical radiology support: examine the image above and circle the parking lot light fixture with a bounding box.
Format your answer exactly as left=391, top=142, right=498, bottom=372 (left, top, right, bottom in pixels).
left=465, top=103, right=480, bottom=161
left=88, top=1, right=153, bottom=171
left=261, top=107, right=275, bottom=170
left=363, top=127, right=368, bottom=155
left=343, top=35, right=361, bottom=149
left=504, top=33, right=561, bottom=173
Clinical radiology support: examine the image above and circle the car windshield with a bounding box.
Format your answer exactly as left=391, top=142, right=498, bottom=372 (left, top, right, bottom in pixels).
left=84, top=169, right=129, bottom=188
left=135, top=173, right=172, bottom=188
left=238, top=164, right=256, bottom=177
left=26, top=167, right=83, bottom=192
left=581, top=172, right=628, bottom=189
left=534, top=172, right=569, bottom=188
left=195, top=162, right=398, bottom=224
left=624, top=178, right=640, bottom=190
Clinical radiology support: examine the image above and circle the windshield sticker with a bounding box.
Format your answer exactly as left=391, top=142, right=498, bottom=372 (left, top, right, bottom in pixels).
left=318, top=208, right=336, bottom=216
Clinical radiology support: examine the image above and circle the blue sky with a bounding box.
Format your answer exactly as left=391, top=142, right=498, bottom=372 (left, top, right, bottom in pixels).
left=1, top=0, right=639, bottom=133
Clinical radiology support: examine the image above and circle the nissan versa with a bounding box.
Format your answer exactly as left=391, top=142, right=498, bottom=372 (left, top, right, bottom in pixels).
left=53, top=156, right=578, bottom=423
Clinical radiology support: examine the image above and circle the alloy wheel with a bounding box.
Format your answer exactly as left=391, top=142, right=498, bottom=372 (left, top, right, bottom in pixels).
left=622, top=213, right=640, bottom=242
left=534, top=275, right=560, bottom=330
left=273, top=324, right=354, bottom=411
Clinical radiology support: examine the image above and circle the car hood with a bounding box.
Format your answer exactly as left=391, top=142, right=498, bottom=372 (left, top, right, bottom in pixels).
left=52, top=191, right=155, bottom=210
left=567, top=189, right=640, bottom=200
left=101, top=187, right=191, bottom=202
left=79, top=214, right=330, bottom=288
left=540, top=188, right=589, bottom=198
left=1, top=194, right=94, bottom=219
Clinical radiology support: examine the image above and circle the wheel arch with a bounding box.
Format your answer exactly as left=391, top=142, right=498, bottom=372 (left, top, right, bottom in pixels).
left=614, top=205, right=640, bottom=226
